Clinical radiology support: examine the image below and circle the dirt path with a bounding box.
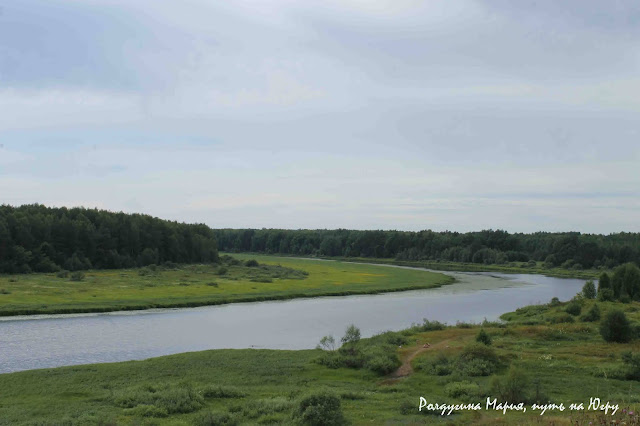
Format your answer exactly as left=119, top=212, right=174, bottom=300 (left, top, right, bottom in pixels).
left=389, top=339, right=452, bottom=379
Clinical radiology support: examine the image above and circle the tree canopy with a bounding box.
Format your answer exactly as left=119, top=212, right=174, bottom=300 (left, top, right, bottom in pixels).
left=0, top=204, right=218, bottom=273
left=215, top=228, right=640, bottom=270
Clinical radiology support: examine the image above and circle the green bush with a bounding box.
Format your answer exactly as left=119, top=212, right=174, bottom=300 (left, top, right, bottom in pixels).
left=56, top=270, right=69, bottom=278
left=217, top=266, right=228, bottom=275
left=582, top=280, right=597, bottom=299
left=490, top=367, right=530, bottom=403
left=455, top=343, right=500, bottom=376
left=600, top=309, right=633, bottom=343
left=414, top=319, right=446, bottom=331
left=565, top=302, right=582, bottom=316
left=69, top=271, right=85, bottom=282
left=245, top=259, right=259, bottom=267
left=416, top=353, right=452, bottom=376
left=580, top=304, right=601, bottom=322
left=200, top=385, right=246, bottom=399
left=444, top=381, right=481, bottom=399
left=548, top=297, right=561, bottom=307
left=598, top=288, right=615, bottom=302
left=293, top=390, right=347, bottom=426
left=476, top=329, right=492, bottom=345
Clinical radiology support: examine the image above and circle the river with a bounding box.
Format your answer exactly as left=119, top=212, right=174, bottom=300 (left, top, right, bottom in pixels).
left=0, top=267, right=587, bottom=374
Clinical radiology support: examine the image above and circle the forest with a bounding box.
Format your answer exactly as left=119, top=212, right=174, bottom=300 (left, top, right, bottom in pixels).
left=215, top=228, right=640, bottom=270
left=0, top=204, right=218, bottom=273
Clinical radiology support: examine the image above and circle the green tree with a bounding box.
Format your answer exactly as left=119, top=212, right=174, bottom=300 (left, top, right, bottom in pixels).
left=341, top=324, right=361, bottom=345
left=600, top=309, right=632, bottom=343
left=476, top=329, right=492, bottom=345
left=582, top=280, right=596, bottom=299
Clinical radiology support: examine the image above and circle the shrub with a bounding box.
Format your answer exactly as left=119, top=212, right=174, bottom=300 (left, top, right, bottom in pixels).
left=444, top=381, right=481, bottom=399
left=414, top=319, right=446, bottom=331
left=69, top=271, right=85, bottom=282
left=455, top=343, right=500, bottom=376
left=341, top=324, right=361, bottom=345
left=317, top=335, right=336, bottom=351
left=416, top=353, right=452, bottom=376
left=245, top=259, right=259, bottom=267
left=580, top=304, right=601, bottom=322
left=217, top=266, right=228, bottom=275
left=154, top=386, right=204, bottom=414
left=565, top=302, right=582, bottom=316
left=0, top=289, right=10, bottom=295
left=361, top=345, right=400, bottom=375
left=582, top=280, right=596, bottom=299
left=293, top=390, right=347, bottom=426
left=600, top=309, right=633, bottom=343
left=490, top=367, right=530, bottom=403
left=476, top=329, right=492, bottom=345
left=549, top=297, right=561, bottom=307
left=56, top=270, right=69, bottom=278
left=200, top=385, right=246, bottom=399
left=597, top=288, right=615, bottom=302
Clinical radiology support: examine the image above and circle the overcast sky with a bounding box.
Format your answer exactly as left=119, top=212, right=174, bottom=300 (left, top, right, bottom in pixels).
left=1, top=0, right=639, bottom=233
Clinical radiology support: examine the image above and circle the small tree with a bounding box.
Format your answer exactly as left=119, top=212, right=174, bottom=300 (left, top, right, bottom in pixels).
left=476, top=329, right=492, bottom=345
left=582, top=280, right=596, bottom=299
left=598, top=272, right=611, bottom=291
left=341, top=324, right=361, bottom=345
left=293, top=390, right=347, bottom=426
left=317, top=335, right=336, bottom=351
left=600, top=309, right=632, bottom=343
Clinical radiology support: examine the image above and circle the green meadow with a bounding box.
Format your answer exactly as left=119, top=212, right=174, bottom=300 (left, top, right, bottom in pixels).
left=2, top=298, right=640, bottom=425
left=0, top=254, right=453, bottom=316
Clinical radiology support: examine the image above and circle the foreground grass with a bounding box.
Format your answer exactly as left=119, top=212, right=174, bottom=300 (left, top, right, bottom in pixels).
left=0, top=254, right=452, bottom=316
left=2, top=300, right=640, bottom=425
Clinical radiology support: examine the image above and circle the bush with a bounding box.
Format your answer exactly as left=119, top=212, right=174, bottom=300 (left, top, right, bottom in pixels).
left=455, top=343, right=500, bottom=376
left=414, top=319, right=446, bottom=331
left=56, top=270, right=69, bottom=278
left=293, top=390, right=347, bottom=426
left=598, top=288, right=615, bottom=302
left=582, top=280, right=596, bottom=299
left=476, top=329, right=492, bottom=345
left=200, top=385, right=246, bottom=399
left=362, top=345, right=400, bottom=375
left=565, top=302, right=582, bottom=316
left=444, top=381, right=481, bottom=399
left=69, top=271, right=85, bottom=282
left=600, top=309, right=633, bottom=343
left=416, top=353, right=452, bottom=376
left=217, top=266, right=228, bottom=275
left=548, top=297, right=561, bottom=307
left=580, top=304, right=601, bottom=322
left=341, top=324, right=361, bottom=345
left=490, top=367, right=530, bottom=403
left=245, top=259, right=259, bottom=267
left=547, top=313, right=575, bottom=324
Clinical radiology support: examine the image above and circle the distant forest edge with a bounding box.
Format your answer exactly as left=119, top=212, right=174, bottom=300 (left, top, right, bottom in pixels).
left=0, top=205, right=218, bottom=274
left=215, top=229, right=640, bottom=271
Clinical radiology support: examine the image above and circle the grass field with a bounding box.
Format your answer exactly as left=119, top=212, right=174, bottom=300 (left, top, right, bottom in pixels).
left=1, top=298, right=640, bottom=425
left=0, top=254, right=453, bottom=316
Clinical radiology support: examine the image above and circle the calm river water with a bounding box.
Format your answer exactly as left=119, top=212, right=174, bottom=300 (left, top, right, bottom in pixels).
left=0, top=266, right=587, bottom=373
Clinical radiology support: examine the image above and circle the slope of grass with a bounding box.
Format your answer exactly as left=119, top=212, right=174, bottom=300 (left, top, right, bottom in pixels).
left=2, top=301, right=640, bottom=425
left=0, top=254, right=453, bottom=316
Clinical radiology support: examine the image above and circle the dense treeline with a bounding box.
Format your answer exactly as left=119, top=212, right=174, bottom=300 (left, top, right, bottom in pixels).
left=0, top=205, right=218, bottom=273
left=215, top=229, right=640, bottom=270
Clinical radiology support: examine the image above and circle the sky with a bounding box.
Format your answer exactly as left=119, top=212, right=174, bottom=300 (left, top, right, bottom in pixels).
left=1, top=0, right=639, bottom=233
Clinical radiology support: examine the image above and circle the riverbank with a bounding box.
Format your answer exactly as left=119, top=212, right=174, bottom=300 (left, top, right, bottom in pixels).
left=0, top=255, right=453, bottom=316
left=226, top=253, right=602, bottom=280
left=2, top=299, right=639, bottom=425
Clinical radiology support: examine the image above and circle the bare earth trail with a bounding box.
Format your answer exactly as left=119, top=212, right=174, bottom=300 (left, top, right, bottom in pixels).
left=385, top=339, right=453, bottom=382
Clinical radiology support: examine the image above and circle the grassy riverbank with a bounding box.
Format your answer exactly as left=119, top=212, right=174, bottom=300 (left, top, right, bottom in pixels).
left=0, top=254, right=452, bottom=316
left=2, top=299, right=640, bottom=425
left=275, top=255, right=603, bottom=279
